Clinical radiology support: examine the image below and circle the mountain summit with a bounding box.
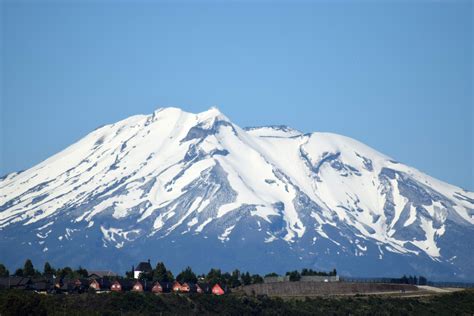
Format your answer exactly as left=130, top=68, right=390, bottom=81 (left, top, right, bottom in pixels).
left=1, top=107, right=473, bottom=280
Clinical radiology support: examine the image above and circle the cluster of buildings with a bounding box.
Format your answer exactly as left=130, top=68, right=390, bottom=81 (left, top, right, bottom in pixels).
left=0, top=261, right=229, bottom=296
left=0, top=275, right=228, bottom=295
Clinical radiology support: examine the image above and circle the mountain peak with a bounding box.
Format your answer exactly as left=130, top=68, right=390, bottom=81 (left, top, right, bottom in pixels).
left=193, top=107, right=233, bottom=130
left=152, top=106, right=186, bottom=116
left=151, top=106, right=228, bottom=122
left=198, top=106, right=226, bottom=119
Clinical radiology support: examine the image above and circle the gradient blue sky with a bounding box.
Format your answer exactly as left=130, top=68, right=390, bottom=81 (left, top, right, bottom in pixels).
left=1, top=0, right=473, bottom=190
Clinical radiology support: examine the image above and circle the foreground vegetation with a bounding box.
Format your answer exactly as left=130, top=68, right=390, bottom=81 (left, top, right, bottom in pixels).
left=0, top=289, right=473, bottom=315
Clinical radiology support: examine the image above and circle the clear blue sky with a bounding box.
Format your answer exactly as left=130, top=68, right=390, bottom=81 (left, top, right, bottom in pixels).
left=1, top=0, right=472, bottom=190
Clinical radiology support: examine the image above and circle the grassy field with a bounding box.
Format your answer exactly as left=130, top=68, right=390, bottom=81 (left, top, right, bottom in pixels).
left=235, top=281, right=422, bottom=297
left=0, top=288, right=473, bottom=315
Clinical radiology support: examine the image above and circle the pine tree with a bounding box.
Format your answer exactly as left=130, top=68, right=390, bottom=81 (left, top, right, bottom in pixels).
left=57, top=267, right=74, bottom=279
left=0, top=264, right=9, bottom=277
left=286, top=270, right=301, bottom=282
left=43, top=262, right=54, bottom=276
left=251, top=274, right=263, bottom=284
left=23, top=259, right=35, bottom=277
left=76, top=266, right=88, bottom=278
left=241, top=272, right=252, bottom=285
left=153, top=262, right=174, bottom=282
left=419, top=276, right=427, bottom=285
left=176, top=266, right=197, bottom=284
left=206, top=268, right=223, bottom=286
left=230, top=269, right=241, bottom=288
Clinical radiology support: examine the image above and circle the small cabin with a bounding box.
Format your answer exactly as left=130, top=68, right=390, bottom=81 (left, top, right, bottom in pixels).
left=111, top=280, right=122, bottom=292
left=197, top=283, right=211, bottom=294
left=180, top=282, right=197, bottom=293
left=53, top=279, right=64, bottom=292
left=88, top=270, right=118, bottom=279
left=172, top=281, right=182, bottom=292
left=90, top=278, right=111, bottom=292
left=152, top=282, right=163, bottom=294
left=111, top=280, right=132, bottom=292
left=55, top=278, right=80, bottom=293
left=31, top=277, right=54, bottom=293
left=73, top=279, right=89, bottom=293
left=152, top=281, right=171, bottom=294
left=132, top=280, right=144, bottom=292
left=90, top=279, right=100, bottom=290
left=54, top=278, right=87, bottom=294
left=212, top=283, right=226, bottom=295
left=196, top=283, right=204, bottom=294
left=0, top=277, right=33, bottom=290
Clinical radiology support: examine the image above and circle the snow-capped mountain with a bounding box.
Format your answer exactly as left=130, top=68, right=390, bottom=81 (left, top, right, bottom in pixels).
left=1, top=107, right=473, bottom=280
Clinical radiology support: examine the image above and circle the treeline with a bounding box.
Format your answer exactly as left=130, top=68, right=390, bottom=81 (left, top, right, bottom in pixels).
left=279, top=268, right=338, bottom=281
left=0, top=260, right=88, bottom=280
left=399, top=275, right=428, bottom=285
left=128, top=264, right=264, bottom=288
left=1, top=259, right=338, bottom=289
left=0, top=259, right=265, bottom=288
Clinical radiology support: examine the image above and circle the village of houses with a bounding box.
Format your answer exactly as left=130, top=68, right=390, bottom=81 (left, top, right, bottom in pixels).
left=0, top=260, right=230, bottom=296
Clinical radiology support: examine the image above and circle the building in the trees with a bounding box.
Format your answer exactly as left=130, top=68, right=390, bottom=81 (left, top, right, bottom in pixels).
left=198, top=283, right=212, bottom=294
left=111, top=279, right=133, bottom=292
left=133, top=260, right=153, bottom=279
left=90, top=278, right=111, bottom=292
left=172, top=281, right=182, bottom=292
left=88, top=270, right=118, bottom=279
left=132, top=280, right=144, bottom=292
left=196, top=283, right=205, bottom=294
left=152, top=281, right=171, bottom=294
left=212, top=283, right=227, bottom=295
left=0, top=277, right=33, bottom=290
left=180, top=282, right=197, bottom=293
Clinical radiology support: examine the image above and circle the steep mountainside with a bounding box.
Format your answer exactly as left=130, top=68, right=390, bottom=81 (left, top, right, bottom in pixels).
left=1, top=107, right=473, bottom=280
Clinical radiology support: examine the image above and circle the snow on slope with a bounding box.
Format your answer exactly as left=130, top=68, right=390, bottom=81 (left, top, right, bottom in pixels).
left=0, top=107, right=473, bottom=271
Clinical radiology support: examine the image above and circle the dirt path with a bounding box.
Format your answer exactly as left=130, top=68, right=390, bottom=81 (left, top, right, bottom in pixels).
left=266, top=290, right=436, bottom=300
left=416, top=285, right=463, bottom=293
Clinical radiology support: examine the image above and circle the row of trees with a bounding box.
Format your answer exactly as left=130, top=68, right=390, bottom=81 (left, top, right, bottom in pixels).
left=285, top=268, right=338, bottom=281
left=0, top=260, right=88, bottom=279
left=264, top=268, right=337, bottom=282
left=130, top=263, right=264, bottom=288
left=1, top=259, right=337, bottom=289
left=400, top=275, right=428, bottom=285
left=131, top=262, right=338, bottom=287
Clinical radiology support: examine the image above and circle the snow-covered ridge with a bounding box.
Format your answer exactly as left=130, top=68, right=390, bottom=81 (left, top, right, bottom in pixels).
left=244, top=125, right=303, bottom=138
left=0, top=106, right=473, bottom=279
